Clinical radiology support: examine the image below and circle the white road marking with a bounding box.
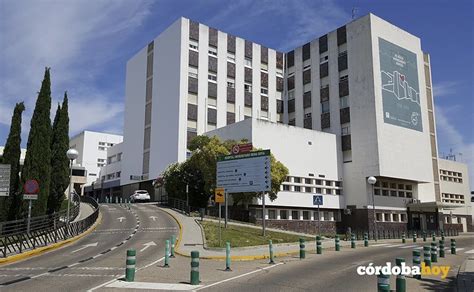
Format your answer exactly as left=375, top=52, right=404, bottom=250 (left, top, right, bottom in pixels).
left=140, top=241, right=157, bottom=252
left=72, top=242, right=98, bottom=253
left=371, top=244, right=391, bottom=247
left=69, top=262, right=80, bottom=267
left=137, top=257, right=165, bottom=271
left=195, top=263, right=284, bottom=291
left=106, top=281, right=201, bottom=290
left=117, top=217, right=126, bottom=222
left=400, top=245, right=419, bottom=249
left=30, top=272, right=49, bottom=279
left=149, top=216, right=157, bottom=221
left=385, top=244, right=404, bottom=248
left=87, top=278, right=119, bottom=292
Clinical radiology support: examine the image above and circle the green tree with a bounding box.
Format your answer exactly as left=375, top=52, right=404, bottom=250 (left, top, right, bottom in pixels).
left=0, top=102, right=25, bottom=221
left=21, top=68, right=53, bottom=216
left=47, top=92, right=70, bottom=214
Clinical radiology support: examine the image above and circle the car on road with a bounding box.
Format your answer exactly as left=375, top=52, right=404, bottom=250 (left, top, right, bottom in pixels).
left=130, top=190, right=150, bottom=203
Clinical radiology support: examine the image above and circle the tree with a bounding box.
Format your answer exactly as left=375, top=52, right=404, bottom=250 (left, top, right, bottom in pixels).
left=47, top=92, right=70, bottom=213
left=21, top=68, right=53, bottom=216
left=0, top=102, right=25, bottom=221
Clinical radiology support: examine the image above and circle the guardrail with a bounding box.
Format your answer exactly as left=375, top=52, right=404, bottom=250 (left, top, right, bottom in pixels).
left=0, top=195, right=100, bottom=258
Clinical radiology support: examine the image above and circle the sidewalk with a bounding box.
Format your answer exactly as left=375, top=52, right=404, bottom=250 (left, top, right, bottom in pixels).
left=160, top=207, right=419, bottom=260
left=456, top=255, right=474, bottom=291
left=72, top=202, right=95, bottom=222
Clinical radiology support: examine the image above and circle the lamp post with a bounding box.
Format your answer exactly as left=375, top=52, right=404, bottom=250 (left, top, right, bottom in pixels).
left=66, top=149, right=79, bottom=223
left=367, top=176, right=377, bottom=241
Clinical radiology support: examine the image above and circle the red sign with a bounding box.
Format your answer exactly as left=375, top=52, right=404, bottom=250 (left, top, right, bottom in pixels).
left=24, top=179, right=39, bottom=194
left=231, top=143, right=253, bottom=155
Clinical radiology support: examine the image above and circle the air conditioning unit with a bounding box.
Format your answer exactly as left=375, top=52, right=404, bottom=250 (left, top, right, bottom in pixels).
left=344, top=209, right=352, bottom=215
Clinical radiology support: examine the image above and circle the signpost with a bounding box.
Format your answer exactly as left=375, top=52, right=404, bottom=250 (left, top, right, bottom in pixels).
left=215, top=187, right=225, bottom=246
left=313, top=195, right=323, bottom=235
left=23, top=179, right=39, bottom=234
left=0, top=164, right=11, bottom=197
left=231, top=143, right=253, bottom=155
left=217, top=150, right=271, bottom=236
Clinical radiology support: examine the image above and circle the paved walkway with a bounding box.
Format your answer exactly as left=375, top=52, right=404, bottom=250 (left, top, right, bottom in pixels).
left=160, top=207, right=438, bottom=259
left=72, top=202, right=95, bottom=222
left=457, top=255, right=474, bottom=291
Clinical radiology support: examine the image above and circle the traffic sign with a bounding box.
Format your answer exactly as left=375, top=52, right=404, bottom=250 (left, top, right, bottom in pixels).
left=0, top=164, right=11, bottom=197
left=23, top=179, right=39, bottom=194
left=217, top=150, right=271, bottom=193
left=313, top=195, right=323, bottom=206
left=23, top=194, right=38, bottom=200
left=231, top=143, right=253, bottom=155
left=215, top=187, right=225, bottom=203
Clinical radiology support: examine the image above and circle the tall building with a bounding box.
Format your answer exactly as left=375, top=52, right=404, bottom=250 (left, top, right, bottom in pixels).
left=115, top=13, right=472, bottom=233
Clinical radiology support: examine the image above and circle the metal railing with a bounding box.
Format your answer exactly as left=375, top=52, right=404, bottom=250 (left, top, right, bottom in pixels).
left=0, top=195, right=100, bottom=258
left=350, top=229, right=459, bottom=241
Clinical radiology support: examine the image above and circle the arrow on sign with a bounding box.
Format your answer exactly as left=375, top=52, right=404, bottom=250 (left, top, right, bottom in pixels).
left=140, top=241, right=157, bottom=252
left=72, top=242, right=98, bottom=253
left=117, top=217, right=126, bottom=222
left=149, top=216, right=157, bottom=221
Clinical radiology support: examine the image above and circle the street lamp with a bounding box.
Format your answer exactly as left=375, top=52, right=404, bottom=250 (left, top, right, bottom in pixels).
left=367, top=176, right=377, bottom=241
left=66, top=148, right=79, bottom=223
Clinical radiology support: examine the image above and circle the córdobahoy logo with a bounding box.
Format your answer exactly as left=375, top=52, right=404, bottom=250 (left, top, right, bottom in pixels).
left=357, top=262, right=450, bottom=279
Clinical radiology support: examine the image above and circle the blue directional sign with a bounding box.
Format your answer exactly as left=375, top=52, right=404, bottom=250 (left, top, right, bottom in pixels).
left=313, top=195, right=323, bottom=206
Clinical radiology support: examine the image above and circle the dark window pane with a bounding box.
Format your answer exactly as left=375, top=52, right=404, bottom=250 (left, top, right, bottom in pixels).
left=244, top=91, right=252, bottom=107
left=187, top=130, right=197, bottom=148
left=261, top=72, right=268, bottom=87
left=340, top=107, right=350, bottom=124
left=302, top=42, right=311, bottom=61
left=189, top=20, right=199, bottom=40
left=209, top=56, right=217, bottom=73
left=287, top=76, right=295, bottom=90
left=288, top=119, right=295, bottom=126
left=208, top=82, right=217, bottom=98
left=245, top=67, right=252, bottom=83
left=261, top=96, right=269, bottom=111
left=227, top=35, right=236, bottom=53
left=188, top=77, right=198, bottom=93
left=245, top=40, right=252, bottom=58
left=226, top=112, right=235, bottom=125
left=338, top=51, right=348, bottom=71
left=276, top=100, right=284, bottom=113
left=288, top=99, right=295, bottom=113
left=319, top=35, right=328, bottom=53
left=209, top=27, right=218, bottom=46
left=187, top=104, right=197, bottom=121
left=341, top=134, right=351, bottom=151
left=337, top=26, right=347, bottom=46
left=321, top=112, right=330, bottom=129
left=261, top=46, right=268, bottom=64
left=276, top=77, right=284, bottom=91
left=287, top=50, right=295, bottom=68
left=276, top=52, right=283, bottom=69
left=303, top=69, right=311, bottom=85
left=304, top=116, right=312, bottom=129
left=189, top=50, right=199, bottom=67
left=147, top=41, right=154, bottom=53
left=208, top=108, right=217, bottom=124
left=320, top=62, right=328, bottom=78
left=227, top=87, right=235, bottom=103
left=303, top=91, right=311, bottom=108
left=320, top=86, right=329, bottom=102
left=227, top=62, right=235, bottom=77
left=339, top=79, right=349, bottom=97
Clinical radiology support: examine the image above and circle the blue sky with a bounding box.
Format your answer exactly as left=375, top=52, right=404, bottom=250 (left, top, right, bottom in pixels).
left=0, top=0, right=472, bottom=182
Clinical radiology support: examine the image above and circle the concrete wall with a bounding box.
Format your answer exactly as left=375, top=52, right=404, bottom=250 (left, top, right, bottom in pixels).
left=438, top=159, right=472, bottom=219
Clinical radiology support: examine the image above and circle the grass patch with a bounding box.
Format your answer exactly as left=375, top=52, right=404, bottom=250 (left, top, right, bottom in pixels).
left=201, top=221, right=313, bottom=248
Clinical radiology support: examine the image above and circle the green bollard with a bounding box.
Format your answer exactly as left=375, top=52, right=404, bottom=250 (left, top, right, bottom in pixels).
left=431, top=242, right=438, bottom=263
left=351, top=233, right=356, bottom=249
left=225, top=241, right=231, bottom=271
left=432, top=233, right=436, bottom=241
left=364, top=232, right=369, bottom=247
left=269, top=240, right=275, bottom=264
left=164, top=240, right=170, bottom=267
left=439, top=240, right=445, bottom=258
left=335, top=235, right=340, bottom=251
left=395, top=258, right=406, bottom=292
left=125, top=249, right=136, bottom=282
left=423, top=246, right=431, bottom=267
left=316, top=235, right=322, bottom=254
left=299, top=238, right=305, bottom=259
left=170, top=235, right=176, bottom=258
left=402, top=232, right=406, bottom=243
left=190, top=251, right=200, bottom=285
left=377, top=272, right=390, bottom=291
left=413, top=232, right=417, bottom=243
left=451, top=239, right=456, bottom=254
left=423, top=231, right=427, bottom=242
left=412, top=250, right=421, bottom=279
left=441, top=230, right=445, bottom=241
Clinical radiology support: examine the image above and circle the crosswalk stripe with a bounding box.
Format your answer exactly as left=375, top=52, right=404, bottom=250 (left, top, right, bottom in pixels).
left=400, top=245, right=419, bottom=249
left=463, top=249, right=473, bottom=253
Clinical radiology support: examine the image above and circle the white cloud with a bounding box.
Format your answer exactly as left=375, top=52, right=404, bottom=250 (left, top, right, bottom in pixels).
left=0, top=0, right=153, bottom=138
left=436, top=106, right=474, bottom=186
left=433, top=81, right=459, bottom=98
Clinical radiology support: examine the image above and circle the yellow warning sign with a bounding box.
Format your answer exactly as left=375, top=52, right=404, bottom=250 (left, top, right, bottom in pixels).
left=215, top=187, right=225, bottom=203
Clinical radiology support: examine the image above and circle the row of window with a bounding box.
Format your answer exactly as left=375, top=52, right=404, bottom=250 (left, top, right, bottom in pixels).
left=375, top=213, right=407, bottom=223
left=107, top=152, right=123, bottom=164
left=440, top=175, right=463, bottom=183
left=102, top=171, right=121, bottom=181
left=440, top=169, right=463, bottom=177
left=281, top=184, right=342, bottom=195
left=442, top=193, right=465, bottom=204
left=374, top=189, right=413, bottom=198
left=285, top=176, right=342, bottom=187
left=256, top=209, right=341, bottom=222
left=374, top=181, right=413, bottom=190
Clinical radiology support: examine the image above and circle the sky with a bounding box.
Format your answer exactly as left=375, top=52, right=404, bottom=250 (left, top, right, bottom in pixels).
left=0, top=0, right=473, bottom=183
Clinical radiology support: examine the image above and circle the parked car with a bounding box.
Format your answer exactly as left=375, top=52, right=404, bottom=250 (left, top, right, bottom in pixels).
left=130, top=190, right=150, bottom=203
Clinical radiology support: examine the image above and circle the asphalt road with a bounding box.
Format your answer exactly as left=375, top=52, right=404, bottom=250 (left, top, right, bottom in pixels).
left=201, top=236, right=474, bottom=292
left=0, top=203, right=179, bottom=291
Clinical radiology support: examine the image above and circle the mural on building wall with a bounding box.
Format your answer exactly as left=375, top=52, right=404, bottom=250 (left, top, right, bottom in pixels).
left=379, top=38, right=422, bottom=132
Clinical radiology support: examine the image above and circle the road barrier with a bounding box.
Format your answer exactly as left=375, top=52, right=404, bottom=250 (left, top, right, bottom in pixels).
left=225, top=241, right=231, bottom=271
left=439, top=240, right=445, bottom=258
left=351, top=233, right=356, bottom=249
left=423, top=246, right=431, bottom=267
left=423, top=232, right=427, bottom=242
left=335, top=235, right=340, bottom=251
left=170, top=235, right=176, bottom=258
left=164, top=240, right=170, bottom=268
left=316, top=235, right=322, bottom=254
left=432, top=233, right=436, bottom=241
left=441, top=230, right=445, bottom=241
left=402, top=233, right=405, bottom=243
left=431, top=242, right=438, bottom=263
left=412, top=250, right=421, bottom=279
left=190, top=251, right=200, bottom=285
left=299, top=238, right=305, bottom=259
left=269, top=240, right=275, bottom=264
left=451, top=239, right=456, bottom=254
left=125, top=249, right=136, bottom=282
left=395, top=258, right=406, bottom=292
left=377, top=272, right=390, bottom=291
left=364, top=232, right=369, bottom=247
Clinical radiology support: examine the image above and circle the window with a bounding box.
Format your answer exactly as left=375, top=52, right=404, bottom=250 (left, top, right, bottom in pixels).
left=374, top=189, right=380, bottom=196
left=321, top=101, right=330, bottom=113
left=116, top=171, right=121, bottom=178
left=390, top=190, right=397, bottom=197
left=227, top=52, right=235, bottom=62
left=280, top=210, right=288, bottom=219
left=244, top=57, right=252, bottom=67
left=340, top=96, right=349, bottom=108
left=324, top=211, right=331, bottom=221
left=208, top=46, right=217, bottom=56
left=316, top=188, right=322, bottom=193
left=189, top=39, right=198, bottom=51
left=341, top=125, right=351, bottom=135
left=320, top=56, right=328, bottom=64
left=283, top=185, right=290, bottom=191
left=97, top=158, right=105, bottom=162
left=314, top=211, right=320, bottom=221
left=244, top=83, right=252, bottom=92
left=325, top=189, right=332, bottom=195
left=294, top=177, right=301, bottom=183
left=208, top=72, right=217, bottom=82
left=268, top=210, right=276, bottom=219
left=376, top=213, right=383, bottom=221
left=89, top=173, right=97, bottom=176
left=382, top=190, right=388, bottom=196
left=325, top=181, right=332, bottom=186
left=276, top=68, right=283, bottom=77
left=288, top=90, right=295, bottom=100
left=305, top=187, right=312, bottom=193
left=294, top=186, right=301, bottom=192
left=117, top=153, right=122, bottom=161
left=188, top=66, right=198, bottom=78
left=393, top=213, right=399, bottom=222
left=315, top=180, right=322, bottom=185
left=305, top=178, right=312, bottom=184
left=261, top=87, right=268, bottom=95
left=291, top=210, right=299, bottom=220
left=384, top=213, right=391, bottom=222
left=99, top=142, right=106, bottom=146
left=261, top=63, right=268, bottom=72
left=227, top=78, right=235, bottom=88
left=303, top=211, right=310, bottom=220
left=98, top=146, right=106, bottom=151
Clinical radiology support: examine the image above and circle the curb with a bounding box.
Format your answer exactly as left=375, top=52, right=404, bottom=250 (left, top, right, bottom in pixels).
left=0, top=211, right=102, bottom=265
left=159, top=207, right=183, bottom=252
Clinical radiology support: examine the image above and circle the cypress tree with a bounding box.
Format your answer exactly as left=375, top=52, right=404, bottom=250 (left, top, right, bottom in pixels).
left=48, top=92, right=70, bottom=213
left=0, top=102, right=25, bottom=221
left=21, top=68, right=52, bottom=216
